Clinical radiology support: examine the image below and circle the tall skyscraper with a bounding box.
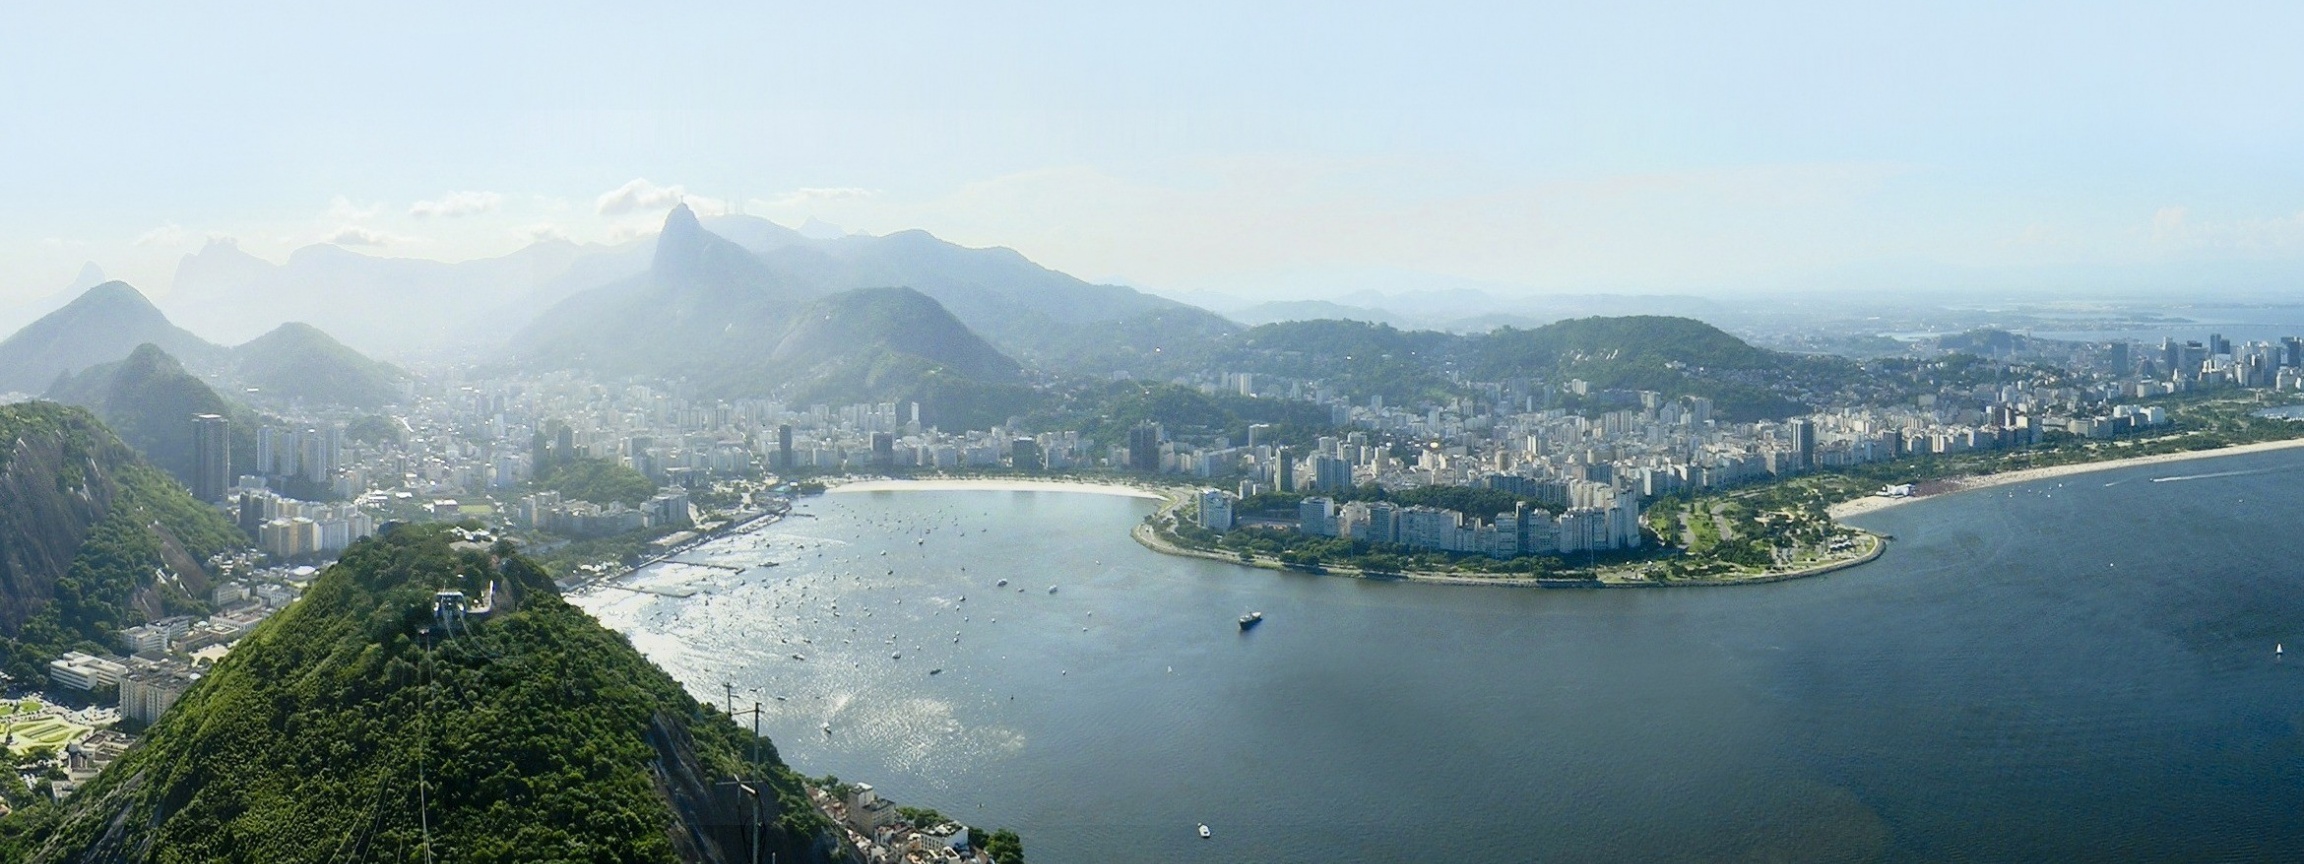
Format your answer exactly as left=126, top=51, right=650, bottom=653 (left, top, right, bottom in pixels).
left=870, top=432, right=895, bottom=467
left=1790, top=418, right=1816, bottom=471
left=1126, top=423, right=1162, bottom=472
left=1311, top=454, right=1352, bottom=491
left=191, top=414, right=229, bottom=502
left=1275, top=447, right=1294, bottom=492
left=776, top=424, right=794, bottom=470
left=2107, top=341, right=2129, bottom=376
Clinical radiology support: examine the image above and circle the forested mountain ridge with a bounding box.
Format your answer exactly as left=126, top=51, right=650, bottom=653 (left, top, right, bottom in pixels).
left=1096, top=315, right=1852, bottom=420
left=1, top=523, right=845, bottom=863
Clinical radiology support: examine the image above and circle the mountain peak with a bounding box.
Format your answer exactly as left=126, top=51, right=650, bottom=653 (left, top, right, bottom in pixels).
left=69, top=280, right=162, bottom=314
left=231, top=321, right=404, bottom=408
left=653, top=203, right=704, bottom=269
left=66, top=262, right=107, bottom=292
left=0, top=281, right=220, bottom=394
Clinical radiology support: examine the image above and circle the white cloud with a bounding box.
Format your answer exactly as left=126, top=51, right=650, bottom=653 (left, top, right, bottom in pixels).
left=596, top=178, right=731, bottom=217
left=596, top=178, right=685, bottom=215
left=322, top=224, right=414, bottom=247
left=2151, top=205, right=2189, bottom=243
left=409, top=190, right=504, bottom=218
left=327, top=196, right=382, bottom=221
left=755, top=187, right=875, bottom=209
left=134, top=222, right=192, bottom=247
left=519, top=222, right=573, bottom=243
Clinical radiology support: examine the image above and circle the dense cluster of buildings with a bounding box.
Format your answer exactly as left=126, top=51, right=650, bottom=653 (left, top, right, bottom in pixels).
left=233, top=487, right=376, bottom=558
left=1156, top=344, right=2254, bottom=555
left=814, top=782, right=987, bottom=864
left=47, top=566, right=306, bottom=726
left=513, top=488, right=692, bottom=537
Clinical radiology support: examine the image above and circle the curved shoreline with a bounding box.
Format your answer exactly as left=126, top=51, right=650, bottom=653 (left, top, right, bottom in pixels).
left=1131, top=494, right=1888, bottom=589
left=825, top=476, right=1166, bottom=500
left=1826, top=435, right=2304, bottom=520
left=812, top=474, right=1898, bottom=587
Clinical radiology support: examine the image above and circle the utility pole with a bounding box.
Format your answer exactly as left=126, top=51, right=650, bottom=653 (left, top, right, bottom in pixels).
left=739, top=782, right=762, bottom=864
left=728, top=697, right=765, bottom=767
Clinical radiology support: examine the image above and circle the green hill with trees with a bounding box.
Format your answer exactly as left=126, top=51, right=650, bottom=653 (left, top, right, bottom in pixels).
left=0, top=524, right=852, bottom=863
left=226, top=322, right=406, bottom=408
left=537, top=456, right=657, bottom=507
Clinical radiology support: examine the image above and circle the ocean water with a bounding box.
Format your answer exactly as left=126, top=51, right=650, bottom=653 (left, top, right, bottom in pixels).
left=571, top=456, right=2304, bottom=863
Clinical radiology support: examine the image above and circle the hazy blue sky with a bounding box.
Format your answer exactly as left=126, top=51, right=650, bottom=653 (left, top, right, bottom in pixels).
left=4, top=1, right=2301, bottom=304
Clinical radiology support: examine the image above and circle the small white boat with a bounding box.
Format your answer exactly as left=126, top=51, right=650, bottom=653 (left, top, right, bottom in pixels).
left=1198, top=824, right=1211, bottom=839
left=996, top=579, right=1009, bottom=587
left=1048, top=585, right=1059, bottom=594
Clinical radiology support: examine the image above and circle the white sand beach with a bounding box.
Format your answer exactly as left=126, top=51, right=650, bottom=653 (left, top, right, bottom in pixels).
left=1827, top=436, right=2304, bottom=519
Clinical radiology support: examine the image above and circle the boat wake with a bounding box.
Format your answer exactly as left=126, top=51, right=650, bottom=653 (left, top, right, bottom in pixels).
left=2150, top=465, right=2295, bottom=483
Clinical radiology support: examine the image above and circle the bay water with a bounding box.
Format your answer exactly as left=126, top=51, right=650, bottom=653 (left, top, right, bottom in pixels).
left=573, top=453, right=2304, bottom=862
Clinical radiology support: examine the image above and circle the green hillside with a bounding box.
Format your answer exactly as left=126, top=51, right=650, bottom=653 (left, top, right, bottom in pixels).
left=1469, top=316, right=1832, bottom=418
left=0, top=402, right=245, bottom=681
left=2, top=524, right=840, bottom=863
left=1137, top=315, right=1852, bottom=421
left=228, top=322, right=406, bottom=408
left=693, top=286, right=1037, bottom=428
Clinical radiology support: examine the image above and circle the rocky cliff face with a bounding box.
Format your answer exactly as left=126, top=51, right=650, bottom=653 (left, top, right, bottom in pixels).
left=0, top=408, right=126, bottom=633
left=0, top=403, right=242, bottom=684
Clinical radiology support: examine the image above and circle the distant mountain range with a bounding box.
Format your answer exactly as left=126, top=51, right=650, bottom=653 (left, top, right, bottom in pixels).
left=130, top=206, right=1232, bottom=365
left=0, top=208, right=1901, bottom=429
left=512, top=206, right=1048, bottom=421
left=164, top=236, right=651, bottom=353
left=1120, top=315, right=1853, bottom=420
left=0, top=281, right=402, bottom=410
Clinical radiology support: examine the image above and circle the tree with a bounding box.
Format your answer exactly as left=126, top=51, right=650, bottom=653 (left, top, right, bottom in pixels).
left=987, top=828, right=1026, bottom=864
